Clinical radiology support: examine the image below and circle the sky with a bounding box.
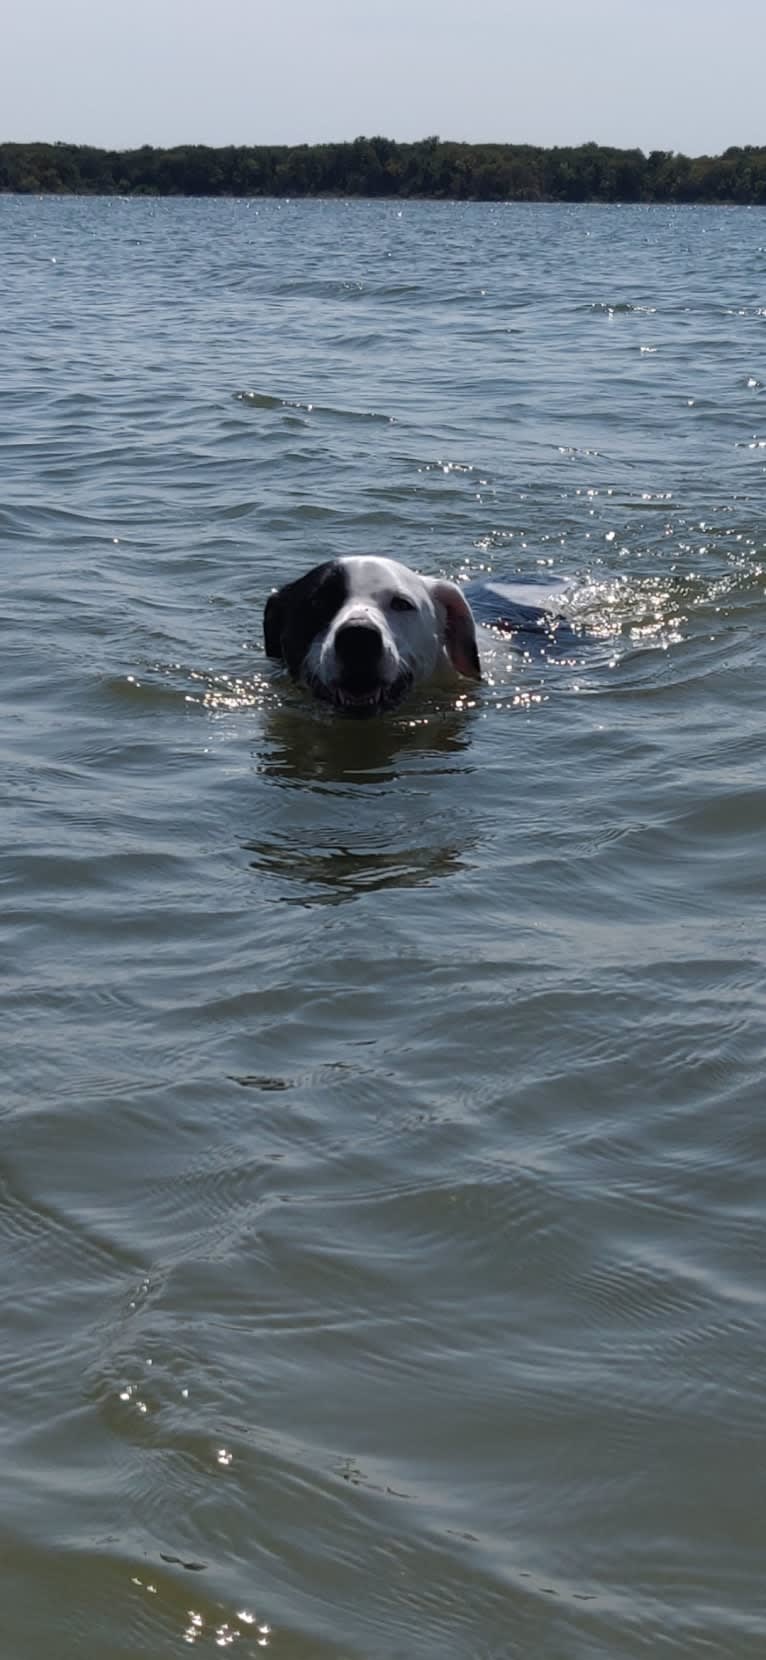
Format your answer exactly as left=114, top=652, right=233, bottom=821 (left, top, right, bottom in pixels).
left=2, top=0, right=764, bottom=157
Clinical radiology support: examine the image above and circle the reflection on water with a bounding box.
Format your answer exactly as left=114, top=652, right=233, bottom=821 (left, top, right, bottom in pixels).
left=244, top=831, right=475, bottom=905
left=246, top=701, right=478, bottom=903
left=255, top=697, right=476, bottom=786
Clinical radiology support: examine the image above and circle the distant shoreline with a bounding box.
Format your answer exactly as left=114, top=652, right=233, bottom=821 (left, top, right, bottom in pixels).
left=2, top=138, right=765, bottom=204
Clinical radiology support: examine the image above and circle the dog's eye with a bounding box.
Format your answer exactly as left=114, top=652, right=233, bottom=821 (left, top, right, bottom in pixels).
left=389, top=594, right=416, bottom=613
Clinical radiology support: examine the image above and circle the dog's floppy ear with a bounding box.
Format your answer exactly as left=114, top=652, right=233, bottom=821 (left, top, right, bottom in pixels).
left=430, top=580, right=481, bottom=680
left=264, top=588, right=286, bottom=659
left=263, top=561, right=348, bottom=678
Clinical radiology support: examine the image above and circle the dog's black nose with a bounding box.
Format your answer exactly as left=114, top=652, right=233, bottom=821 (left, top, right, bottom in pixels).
left=335, top=620, right=383, bottom=671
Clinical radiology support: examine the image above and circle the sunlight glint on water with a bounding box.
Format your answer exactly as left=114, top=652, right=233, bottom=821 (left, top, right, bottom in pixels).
left=2, top=196, right=765, bottom=1660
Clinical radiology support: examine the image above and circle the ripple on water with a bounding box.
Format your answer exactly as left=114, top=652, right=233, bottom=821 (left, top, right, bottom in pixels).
left=3, top=197, right=766, bottom=1660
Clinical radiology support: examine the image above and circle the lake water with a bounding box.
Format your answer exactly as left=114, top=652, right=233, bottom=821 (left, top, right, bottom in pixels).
left=2, top=195, right=765, bottom=1659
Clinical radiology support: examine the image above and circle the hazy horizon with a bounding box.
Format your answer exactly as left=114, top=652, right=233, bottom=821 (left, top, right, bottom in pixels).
left=3, top=0, right=764, bottom=158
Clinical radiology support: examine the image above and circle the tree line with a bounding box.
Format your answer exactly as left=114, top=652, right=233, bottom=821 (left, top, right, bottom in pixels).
left=2, top=137, right=766, bottom=203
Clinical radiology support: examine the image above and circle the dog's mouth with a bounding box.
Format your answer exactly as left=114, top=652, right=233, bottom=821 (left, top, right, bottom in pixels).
left=335, top=686, right=386, bottom=713
left=307, top=672, right=413, bottom=718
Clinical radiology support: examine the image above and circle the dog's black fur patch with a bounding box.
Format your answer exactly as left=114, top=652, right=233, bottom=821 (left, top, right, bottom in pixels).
left=264, top=560, right=348, bottom=680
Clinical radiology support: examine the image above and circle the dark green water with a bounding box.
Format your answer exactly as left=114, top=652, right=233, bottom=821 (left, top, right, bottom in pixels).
left=2, top=196, right=765, bottom=1659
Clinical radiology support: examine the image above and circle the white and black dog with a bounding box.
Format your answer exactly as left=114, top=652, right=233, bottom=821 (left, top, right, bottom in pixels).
left=264, top=555, right=482, bottom=716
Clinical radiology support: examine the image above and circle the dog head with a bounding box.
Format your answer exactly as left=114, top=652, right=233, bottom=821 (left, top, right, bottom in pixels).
left=264, top=556, right=481, bottom=716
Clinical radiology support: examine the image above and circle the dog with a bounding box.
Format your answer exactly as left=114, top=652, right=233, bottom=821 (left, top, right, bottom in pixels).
left=264, top=556, right=481, bottom=716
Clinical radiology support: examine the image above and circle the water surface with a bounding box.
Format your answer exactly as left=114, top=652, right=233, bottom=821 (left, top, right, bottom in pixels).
left=2, top=196, right=765, bottom=1659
